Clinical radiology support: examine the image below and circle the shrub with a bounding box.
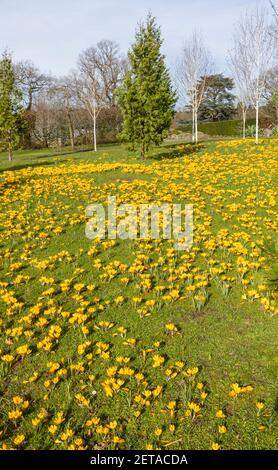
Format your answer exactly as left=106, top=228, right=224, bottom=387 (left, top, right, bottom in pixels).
left=245, top=125, right=263, bottom=138
left=271, top=124, right=278, bottom=137
left=176, top=119, right=256, bottom=137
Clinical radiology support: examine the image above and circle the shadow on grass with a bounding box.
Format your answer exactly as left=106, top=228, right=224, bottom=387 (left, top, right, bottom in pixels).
left=0, top=146, right=99, bottom=172
left=34, top=146, right=97, bottom=159
left=149, top=143, right=205, bottom=161
left=0, top=142, right=206, bottom=172
left=0, top=158, right=71, bottom=173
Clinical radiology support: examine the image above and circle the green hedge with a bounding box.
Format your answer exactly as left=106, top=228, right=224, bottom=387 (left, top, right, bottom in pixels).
left=177, top=119, right=256, bottom=137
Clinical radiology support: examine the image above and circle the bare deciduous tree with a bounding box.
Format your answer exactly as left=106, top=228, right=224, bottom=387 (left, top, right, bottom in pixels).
left=270, top=1, right=278, bottom=40
left=79, top=40, right=126, bottom=106
left=14, top=60, right=51, bottom=147
left=32, top=93, right=63, bottom=148
left=229, top=46, right=251, bottom=139
left=263, top=66, right=278, bottom=118
left=77, top=40, right=125, bottom=151
left=14, top=60, right=50, bottom=111
left=232, top=9, right=275, bottom=144
left=51, top=76, right=77, bottom=150
left=176, top=32, right=212, bottom=143
left=73, top=69, right=101, bottom=152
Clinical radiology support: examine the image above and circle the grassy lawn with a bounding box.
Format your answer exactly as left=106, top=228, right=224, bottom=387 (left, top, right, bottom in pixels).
left=0, top=139, right=277, bottom=450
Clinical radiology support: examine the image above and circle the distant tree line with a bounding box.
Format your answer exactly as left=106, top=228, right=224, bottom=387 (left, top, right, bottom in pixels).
left=0, top=3, right=277, bottom=159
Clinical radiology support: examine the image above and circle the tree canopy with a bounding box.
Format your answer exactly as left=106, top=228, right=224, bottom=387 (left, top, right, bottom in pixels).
left=198, top=74, right=236, bottom=121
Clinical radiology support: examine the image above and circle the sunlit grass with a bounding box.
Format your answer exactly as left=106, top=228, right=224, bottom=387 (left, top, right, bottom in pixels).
left=0, top=139, right=277, bottom=450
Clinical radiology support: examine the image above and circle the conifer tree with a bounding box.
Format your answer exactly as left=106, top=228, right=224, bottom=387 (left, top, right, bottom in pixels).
left=0, top=52, right=25, bottom=161
left=119, top=14, right=176, bottom=159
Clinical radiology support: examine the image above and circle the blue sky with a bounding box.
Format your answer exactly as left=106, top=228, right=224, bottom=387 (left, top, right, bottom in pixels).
left=0, top=0, right=272, bottom=76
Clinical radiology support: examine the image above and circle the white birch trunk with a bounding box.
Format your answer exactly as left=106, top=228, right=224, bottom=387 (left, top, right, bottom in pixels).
left=255, top=101, right=259, bottom=145
left=93, top=104, right=97, bottom=152
left=192, top=103, right=195, bottom=143
left=195, top=108, right=198, bottom=144
left=242, top=108, right=246, bottom=139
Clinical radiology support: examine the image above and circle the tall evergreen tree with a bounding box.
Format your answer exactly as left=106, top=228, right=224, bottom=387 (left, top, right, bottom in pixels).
left=119, top=14, right=176, bottom=159
left=0, top=52, right=25, bottom=161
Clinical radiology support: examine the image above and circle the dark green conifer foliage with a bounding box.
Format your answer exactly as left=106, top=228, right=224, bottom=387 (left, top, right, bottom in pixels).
left=119, top=14, right=176, bottom=159
left=0, top=52, right=25, bottom=161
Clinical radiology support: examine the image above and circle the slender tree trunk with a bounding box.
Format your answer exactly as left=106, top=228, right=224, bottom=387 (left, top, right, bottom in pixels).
left=27, top=91, right=33, bottom=112
left=67, top=112, right=75, bottom=150
left=195, top=108, right=198, bottom=144
left=24, top=113, right=32, bottom=149
left=192, top=103, right=195, bottom=143
left=8, top=131, right=12, bottom=161
left=25, top=94, right=33, bottom=147
left=43, top=134, right=49, bottom=148
left=242, top=108, right=246, bottom=140
left=93, top=105, right=97, bottom=152
left=8, top=145, right=12, bottom=161
left=255, top=101, right=259, bottom=145
left=140, top=143, right=145, bottom=160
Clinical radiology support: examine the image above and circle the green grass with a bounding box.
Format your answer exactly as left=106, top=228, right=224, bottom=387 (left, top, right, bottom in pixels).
left=0, top=141, right=208, bottom=169
left=0, top=139, right=277, bottom=450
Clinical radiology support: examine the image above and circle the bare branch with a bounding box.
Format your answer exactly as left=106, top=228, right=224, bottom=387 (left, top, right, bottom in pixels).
left=229, top=8, right=275, bottom=143
left=14, top=60, right=51, bottom=111
left=175, top=32, right=213, bottom=143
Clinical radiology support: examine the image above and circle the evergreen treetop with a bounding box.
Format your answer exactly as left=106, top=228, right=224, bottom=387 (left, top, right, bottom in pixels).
left=119, top=14, right=176, bottom=159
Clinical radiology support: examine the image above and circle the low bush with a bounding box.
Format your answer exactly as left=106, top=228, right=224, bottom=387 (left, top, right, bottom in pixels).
left=177, top=119, right=256, bottom=137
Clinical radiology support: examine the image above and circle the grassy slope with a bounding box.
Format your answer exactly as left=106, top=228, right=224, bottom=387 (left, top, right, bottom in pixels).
left=0, top=140, right=277, bottom=450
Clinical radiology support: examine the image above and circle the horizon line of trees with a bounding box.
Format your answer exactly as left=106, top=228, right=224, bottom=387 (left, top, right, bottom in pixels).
left=0, top=3, right=277, bottom=159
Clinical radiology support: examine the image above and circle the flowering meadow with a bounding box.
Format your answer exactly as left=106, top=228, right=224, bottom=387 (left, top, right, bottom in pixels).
left=0, top=139, right=277, bottom=450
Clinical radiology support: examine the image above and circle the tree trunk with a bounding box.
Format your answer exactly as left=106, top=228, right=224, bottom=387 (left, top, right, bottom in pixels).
left=8, top=131, right=12, bottom=161
left=67, top=112, right=75, bottom=150
left=93, top=106, right=97, bottom=152
left=8, top=145, right=12, bottom=161
left=255, top=101, right=259, bottom=145
left=192, top=104, right=195, bottom=143
left=27, top=91, right=33, bottom=112
left=195, top=108, right=198, bottom=144
left=140, top=143, right=145, bottom=160
left=242, top=109, right=246, bottom=140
